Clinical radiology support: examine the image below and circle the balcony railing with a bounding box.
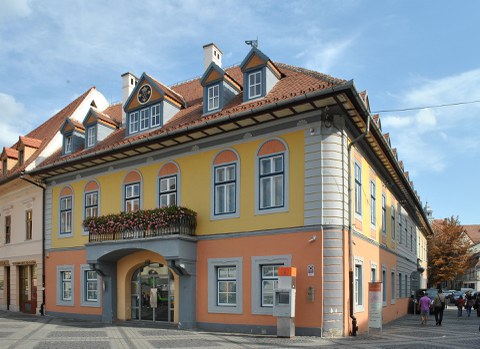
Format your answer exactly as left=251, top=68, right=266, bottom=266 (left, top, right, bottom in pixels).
left=84, top=206, right=197, bottom=243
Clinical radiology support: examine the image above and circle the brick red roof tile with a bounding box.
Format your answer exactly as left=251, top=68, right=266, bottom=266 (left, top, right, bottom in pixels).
left=20, top=136, right=42, bottom=149
left=464, top=225, right=480, bottom=244
left=34, top=64, right=348, bottom=169
left=2, top=147, right=18, bottom=159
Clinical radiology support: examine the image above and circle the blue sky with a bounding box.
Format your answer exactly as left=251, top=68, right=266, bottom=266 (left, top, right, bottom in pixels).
left=1, top=0, right=479, bottom=224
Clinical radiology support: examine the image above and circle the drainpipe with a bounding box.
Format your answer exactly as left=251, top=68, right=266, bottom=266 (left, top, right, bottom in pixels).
left=19, top=172, right=46, bottom=316
left=347, top=114, right=370, bottom=336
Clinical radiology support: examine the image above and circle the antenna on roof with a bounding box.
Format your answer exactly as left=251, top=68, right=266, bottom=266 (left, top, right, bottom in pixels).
left=245, top=38, right=258, bottom=48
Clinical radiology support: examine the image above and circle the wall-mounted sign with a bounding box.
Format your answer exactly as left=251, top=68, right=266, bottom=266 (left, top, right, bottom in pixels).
left=307, top=264, right=315, bottom=277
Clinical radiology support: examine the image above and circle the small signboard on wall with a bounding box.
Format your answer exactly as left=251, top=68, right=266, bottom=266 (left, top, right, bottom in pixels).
left=368, top=282, right=383, bottom=331
left=307, top=264, right=315, bottom=277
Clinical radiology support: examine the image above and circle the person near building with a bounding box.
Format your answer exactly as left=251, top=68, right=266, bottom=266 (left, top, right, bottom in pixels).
left=419, top=291, right=432, bottom=325
left=474, top=293, right=480, bottom=317
left=432, top=289, right=446, bottom=326
left=456, top=295, right=465, bottom=317
left=465, top=293, right=474, bottom=317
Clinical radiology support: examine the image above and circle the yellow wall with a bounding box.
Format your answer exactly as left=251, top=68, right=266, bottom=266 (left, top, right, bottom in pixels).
left=50, top=131, right=304, bottom=248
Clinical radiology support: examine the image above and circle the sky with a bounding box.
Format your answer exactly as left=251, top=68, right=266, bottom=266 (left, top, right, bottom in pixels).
left=0, top=0, right=479, bottom=224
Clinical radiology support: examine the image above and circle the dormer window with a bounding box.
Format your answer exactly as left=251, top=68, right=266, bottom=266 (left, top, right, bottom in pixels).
left=151, top=105, right=161, bottom=127
left=140, top=108, right=149, bottom=131
left=64, top=135, right=73, bottom=154
left=248, top=71, right=262, bottom=99
left=129, top=111, right=139, bottom=134
left=18, top=150, right=24, bottom=166
left=207, top=84, right=220, bottom=111
left=86, top=126, right=96, bottom=148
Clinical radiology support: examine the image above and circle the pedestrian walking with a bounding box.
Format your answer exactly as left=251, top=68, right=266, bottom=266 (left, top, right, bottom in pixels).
left=432, top=289, right=446, bottom=326
left=474, top=293, right=480, bottom=317
left=465, top=294, right=474, bottom=317
left=419, top=291, right=431, bottom=325
left=456, top=295, right=465, bottom=317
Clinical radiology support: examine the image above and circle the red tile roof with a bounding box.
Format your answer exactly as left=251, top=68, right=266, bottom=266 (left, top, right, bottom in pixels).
left=36, top=63, right=347, bottom=168
left=0, top=87, right=96, bottom=182
left=2, top=147, right=18, bottom=159
left=20, top=136, right=42, bottom=149
left=464, top=225, right=480, bottom=244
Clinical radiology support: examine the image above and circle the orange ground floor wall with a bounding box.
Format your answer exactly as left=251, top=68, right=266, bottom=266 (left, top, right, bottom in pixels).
left=196, top=230, right=326, bottom=331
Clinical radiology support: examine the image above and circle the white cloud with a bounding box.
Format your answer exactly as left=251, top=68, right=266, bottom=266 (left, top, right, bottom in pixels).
left=0, top=93, right=36, bottom=147
left=303, top=37, right=355, bottom=74
left=0, top=0, right=32, bottom=24
left=381, top=115, right=413, bottom=128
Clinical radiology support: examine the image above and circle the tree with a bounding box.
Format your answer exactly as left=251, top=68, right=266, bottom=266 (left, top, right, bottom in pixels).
left=427, top=216, right=473, bottom=288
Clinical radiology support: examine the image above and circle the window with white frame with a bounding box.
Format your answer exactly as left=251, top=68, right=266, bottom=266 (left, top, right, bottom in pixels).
left=411, top=226, right=415, bottom=252
left=261, top=265, right=280, bottom=307
left=259, top=154, right=284, bottom=210
left=57, top=266, right=74, bottom=306
left=60, top=196, right=72, bottom=234
left=355, top=263, right=364, bottom=309
left=159, top=175, right=177, bottom=207
left=151, top=104, right=161, bottom=127
left=381, top=194, right=387, bottom=235
left=125, top=183, right=140, bottom=212
left=214, top=164, right=236, bottom=215
left=399, top=273, right=402, bottom=298
left=251, top=255, right=290, bottom=315
left=354, top=163, right=362, bottom=215
left=207, top=84, right=220, bottom=111
left=5, top=215, right=11, bottom=244
left=217, top=266, right=237, bottom=306
left=370, top=180, right=376, bottom=225
left=248, top=70, right=262, bottom=99
left=87, top=126, right=96, bottom=147
left=64, top=135, right=73, bottom=154
left=398, top=211, right=402, bottom=243
left=208, top=257, right=242, bottom=314
left=140, top=108, right=149, bottom=130
left=85, top=270, right=98, bottom=301
left=391, top=271, right=395, bottom=303
left=26, top=210, right=32, bottom=240
left=382, top=268, right=387, bottom=305
left=391, top=205, right=396, bottom=241
left=80, top=265, right=101, bottom=307
left=62, top=270, right=72, bottom=301
left=129, top=111, right=139, bottom=134
left=85, top=191, right=98, bottom=219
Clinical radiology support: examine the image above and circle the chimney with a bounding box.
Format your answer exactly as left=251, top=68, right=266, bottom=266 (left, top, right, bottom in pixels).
left=121, top=72, right=138, bottom=126
left=203, top=43, right=222, bottom=71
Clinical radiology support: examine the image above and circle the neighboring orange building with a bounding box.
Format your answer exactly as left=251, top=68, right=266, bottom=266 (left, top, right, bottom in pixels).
left=18, top=43, right=432, bottom=336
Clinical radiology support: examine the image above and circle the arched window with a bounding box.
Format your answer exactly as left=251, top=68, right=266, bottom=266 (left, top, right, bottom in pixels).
left=59, top=186, right=73, bottom=235
left=256, top=139, right=287, bottom=212
left=124, top=171, right=142, bottom=212
left=158, top=162, right=179, bottom=207
left=212, top=149, right=239, bottom=217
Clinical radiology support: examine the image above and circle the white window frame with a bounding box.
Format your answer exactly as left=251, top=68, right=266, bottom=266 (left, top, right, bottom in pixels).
left=124, top=182, right=140, bottom=212
left=140, top=108, right=149, bottom=130
left=370, top=180, right=376, bottom=226
left=207, top=84, right=220, bottom=111
left=60, top=196, right=72, bottom=235
left=354, top=257, right=364, bottom=312
left=80, top=265, right=101, bottom=307
left=86, top=126, right=96, bottom=148
left=381, top=194, right=387, bottom=235
left=129, top=111, right=139, bottom=134
left=382, top=266, right=387, bottom=306
left=248, top=70, right=262, bottom=99
left=391, top=269, right=396, bottom=304
left=151, top=104, right=161, bottom=127
left=84, top=190, right=99, bottom=219
left=56, top=265, right=74, bottom=306
left=370, top=261, right=378, bottom=282
left=214, top=163, right=236, bottom=215
left=64, top=135, right=73, bottom=154
left=259, top=154, right=284, bottom=210
left=207, top=257, right=242, bottom=314
left=159, top=175, right=177, bottom=208
left=391, top=205, right=396, bottom=241
left=354, top=162, right=362, bottom=215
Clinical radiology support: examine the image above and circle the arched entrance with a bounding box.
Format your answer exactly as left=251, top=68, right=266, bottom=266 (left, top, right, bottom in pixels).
left=130, top=263, right=174, bottom=322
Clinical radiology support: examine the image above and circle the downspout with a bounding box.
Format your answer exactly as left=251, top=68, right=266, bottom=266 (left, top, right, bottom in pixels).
left=347, top=114, right=370, bottom=336
left=19, top=172, right=46, bottom=316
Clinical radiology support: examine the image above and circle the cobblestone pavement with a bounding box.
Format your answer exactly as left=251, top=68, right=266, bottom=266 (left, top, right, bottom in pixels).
left=0, top=307, right=479, bottom=348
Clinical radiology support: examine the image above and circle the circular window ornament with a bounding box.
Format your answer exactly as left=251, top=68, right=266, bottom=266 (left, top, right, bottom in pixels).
left=137, top=84, right=152, bottom=104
